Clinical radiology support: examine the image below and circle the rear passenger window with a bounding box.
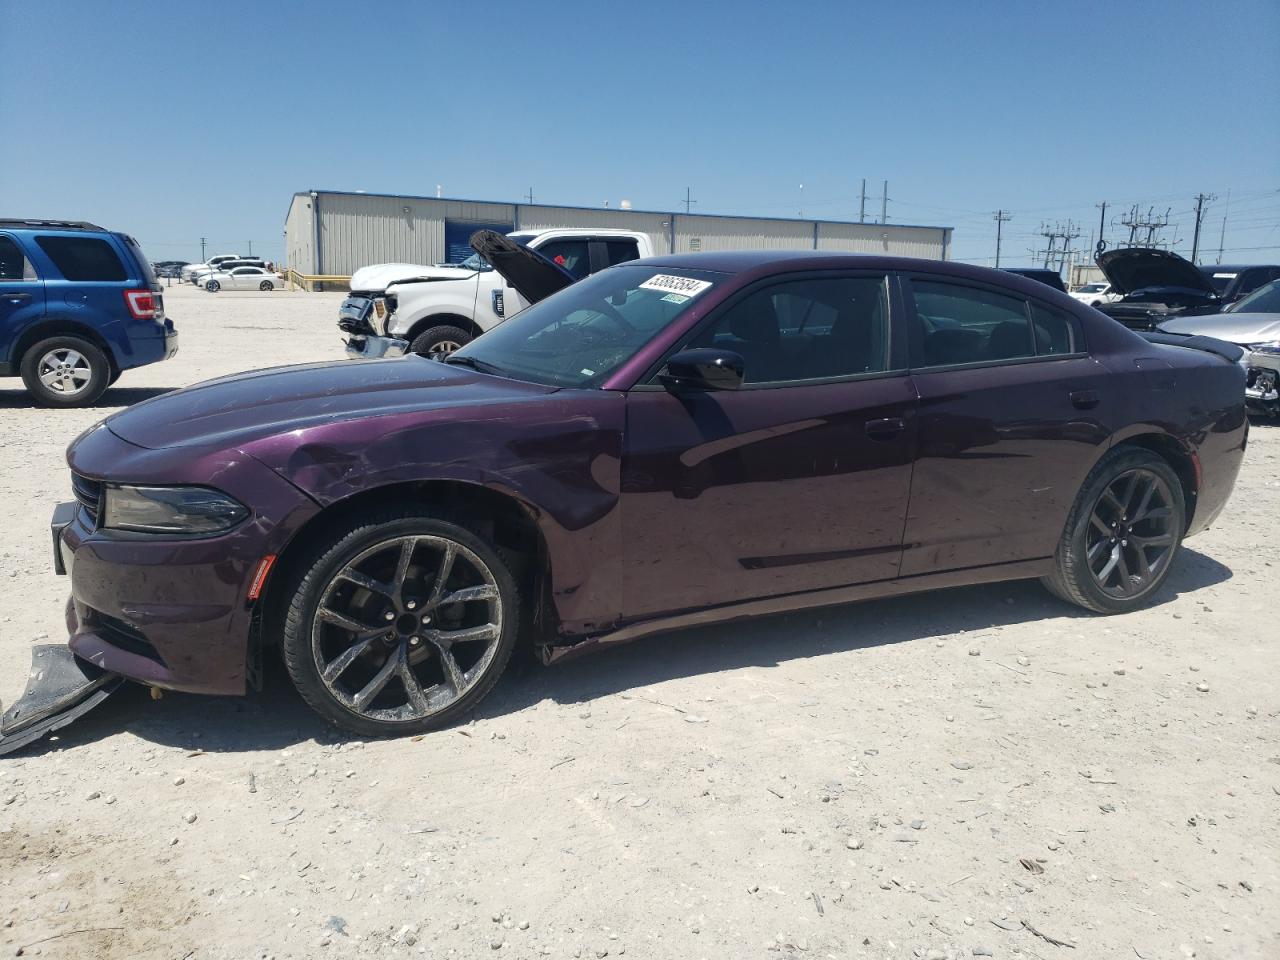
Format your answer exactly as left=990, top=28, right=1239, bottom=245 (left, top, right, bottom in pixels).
left=688, top=276, right=888, bottom=385
left=0, top=237, right=32, bottom=281
left=605, top=240, right=640, bottom=266
left=35, top=236, right=127, bottom=281
left=910, top=280, right=1033, bottom=367
left=1030, top=302, right=1083, bottom=355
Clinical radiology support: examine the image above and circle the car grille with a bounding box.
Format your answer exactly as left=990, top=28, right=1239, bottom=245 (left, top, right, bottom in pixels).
left=71, top=473, right=103, bottom=525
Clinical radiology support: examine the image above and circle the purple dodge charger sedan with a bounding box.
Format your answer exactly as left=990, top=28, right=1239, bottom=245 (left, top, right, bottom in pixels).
left=34, top=243, right=1248, bottom=738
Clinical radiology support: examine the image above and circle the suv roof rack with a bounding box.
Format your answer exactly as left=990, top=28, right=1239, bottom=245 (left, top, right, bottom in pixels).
left=0, top=218, right=107, bottom=231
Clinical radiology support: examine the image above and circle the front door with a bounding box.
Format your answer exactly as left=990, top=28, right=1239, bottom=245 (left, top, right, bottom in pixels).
left=898, top=274, right=1115, bottom=576
left=621, top=272, right=917, bottom=619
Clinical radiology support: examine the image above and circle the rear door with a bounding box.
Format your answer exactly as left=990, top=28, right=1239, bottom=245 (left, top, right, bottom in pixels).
left=27, top=232, right=136, bottom=334
left=0, top=234, right=46, bottom=367
left=898, top=273, right=1113, bottom=576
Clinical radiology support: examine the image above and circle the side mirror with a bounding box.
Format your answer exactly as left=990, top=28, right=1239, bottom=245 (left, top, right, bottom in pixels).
left=658, top=348, right=744, bottom=392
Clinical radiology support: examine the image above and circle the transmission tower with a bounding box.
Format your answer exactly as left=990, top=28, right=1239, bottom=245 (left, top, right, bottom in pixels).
left=1116, top=205, right=1172, bottom=248
left=1030, top=220, right=1082, bottom=272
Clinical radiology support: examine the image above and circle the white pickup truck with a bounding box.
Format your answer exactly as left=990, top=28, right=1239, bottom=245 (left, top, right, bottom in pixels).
left=339, top=228, right=656, bottom=359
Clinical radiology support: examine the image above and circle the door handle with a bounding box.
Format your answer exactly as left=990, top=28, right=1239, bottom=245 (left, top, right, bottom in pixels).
left=865, top=416, right=906, bottom=441
left=3, top=292, right=31, bottom=302
left=1070, top=390, right=1099, bottom=410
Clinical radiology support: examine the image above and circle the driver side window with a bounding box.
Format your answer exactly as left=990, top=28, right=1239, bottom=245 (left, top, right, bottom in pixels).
left=686, top=276, right=889, bottom=385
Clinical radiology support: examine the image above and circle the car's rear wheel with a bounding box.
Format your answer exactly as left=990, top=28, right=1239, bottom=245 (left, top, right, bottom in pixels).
left=281, top=505, right=519, bottom=737
left=259, top=280, right=274, bottom=291
left=206, top=280, right=220, bottom=292
left=1042, top=447, right=1185, bottom=613
left=409, top=325, right=472, bottom=359
left=19, top=336, right=111, bottom=408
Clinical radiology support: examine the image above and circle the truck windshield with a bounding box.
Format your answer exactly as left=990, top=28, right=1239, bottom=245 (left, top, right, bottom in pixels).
left=444, top=265, right=726, bottom=388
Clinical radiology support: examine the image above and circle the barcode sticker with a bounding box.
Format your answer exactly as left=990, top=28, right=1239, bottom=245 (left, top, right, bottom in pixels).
left=639, top=275, right=713, bottom=298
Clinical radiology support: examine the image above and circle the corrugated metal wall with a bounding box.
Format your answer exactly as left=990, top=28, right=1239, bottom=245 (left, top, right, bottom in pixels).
left=283, top=191, right=951, bottom=276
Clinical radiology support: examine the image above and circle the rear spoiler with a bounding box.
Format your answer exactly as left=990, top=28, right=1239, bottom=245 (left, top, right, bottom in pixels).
left=1138, top=332, right=1245, bottom=363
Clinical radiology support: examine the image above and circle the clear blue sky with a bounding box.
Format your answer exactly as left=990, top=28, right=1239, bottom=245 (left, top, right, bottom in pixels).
left=2, top=0, right=1277, bottom=267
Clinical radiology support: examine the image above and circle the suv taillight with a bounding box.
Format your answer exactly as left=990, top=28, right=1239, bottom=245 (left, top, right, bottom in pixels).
left=123, top=289, right=163, bottom=320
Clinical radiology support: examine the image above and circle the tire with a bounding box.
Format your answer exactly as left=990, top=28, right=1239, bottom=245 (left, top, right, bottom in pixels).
left=259, top=281, right=274, bottom=291
left=19, top=335, right=111, bottom=408
left=409, top=325, right=472, bottom=359
left=206, top=280, right=220, bottom=292
left=1041, top=446, right=1186, bottom=613
left=281, top=504, right=520, bottom=738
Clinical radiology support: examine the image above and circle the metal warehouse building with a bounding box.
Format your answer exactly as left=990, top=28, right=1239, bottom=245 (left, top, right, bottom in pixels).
left=284, top=190, right=952, bottom=279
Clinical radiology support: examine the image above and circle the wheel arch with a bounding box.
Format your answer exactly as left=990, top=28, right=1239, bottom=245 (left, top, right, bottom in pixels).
left=9, top=319, right=120, bottom=377
left=257, top=479, right=556, bottom=649
left=403, top=313, right=483, bottom=343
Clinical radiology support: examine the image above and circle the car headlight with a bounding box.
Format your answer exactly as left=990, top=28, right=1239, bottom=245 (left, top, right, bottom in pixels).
left=102, top=485, right=249, bottom=534
left=1247, top=340, right=1280, bottom=355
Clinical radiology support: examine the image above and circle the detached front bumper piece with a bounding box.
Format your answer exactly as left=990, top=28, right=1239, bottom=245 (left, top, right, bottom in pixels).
left=344, top=333, right=409, bottom=360
left=0, top=644, right=123, bottom=756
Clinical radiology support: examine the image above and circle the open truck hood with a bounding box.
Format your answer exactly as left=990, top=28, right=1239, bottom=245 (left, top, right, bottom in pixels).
left=1097, top=247, right=1218, bottom=297
left=469, top=230, right=575, bottom=305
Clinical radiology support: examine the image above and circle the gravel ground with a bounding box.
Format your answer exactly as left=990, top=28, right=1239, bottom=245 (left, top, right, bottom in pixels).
left=1, top=282, right=1277, bottom=959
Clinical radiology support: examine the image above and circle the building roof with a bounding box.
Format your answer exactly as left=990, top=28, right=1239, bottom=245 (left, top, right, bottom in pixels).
left=290, top=189, right=951, bottom=233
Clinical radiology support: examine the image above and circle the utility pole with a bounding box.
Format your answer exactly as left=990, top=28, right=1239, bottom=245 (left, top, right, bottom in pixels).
left=1095, top=201, right=1107, bottom=257
left=1216, top=188, right=1231, bottom=264
left=683, top=187, right=696, bottom=214
left=1118, top=205, right=1172, bottom=248
left=200, top=237, right=206, bottom=262
left=880, top=181, right=888, bottom=224
left=992, top=210, right=1012, bottom=267
left=525, top=188, right=535, bottom=204
left=1190, top=192, right=1216, bottom=264
left=247, top=239, right=253, bottom=256
left=1032, top=220, right=1081, bottom=273
left=859, top=178, right=867, bottom=223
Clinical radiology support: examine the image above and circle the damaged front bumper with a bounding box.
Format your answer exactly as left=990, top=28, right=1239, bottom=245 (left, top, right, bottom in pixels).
left=0, top=644, right=123, bottom=756
left=1245, top=350, right=1279, bottom=414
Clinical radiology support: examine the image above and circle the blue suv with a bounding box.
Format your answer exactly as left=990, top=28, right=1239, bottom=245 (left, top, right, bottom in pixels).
left=0, top=219, right=178, bottom=406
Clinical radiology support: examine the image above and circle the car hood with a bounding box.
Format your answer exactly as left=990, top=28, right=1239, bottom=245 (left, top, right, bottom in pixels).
left=104, top=358, right=558, bottom=451
left=470, top=230, right=574, bottom=304
left=350, top=262, right=473, bottom=293
left=1097, top=247, right=1217, bottom=297
left=1157, top=312, right=1280, bottom=345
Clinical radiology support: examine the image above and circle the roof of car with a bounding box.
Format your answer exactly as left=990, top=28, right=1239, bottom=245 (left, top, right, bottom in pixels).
left=1203, top=264, right=1280, bottom=273
left=0, top=218, right=107, bottom=231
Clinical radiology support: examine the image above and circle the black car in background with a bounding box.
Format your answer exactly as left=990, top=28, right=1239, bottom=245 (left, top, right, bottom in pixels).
left=1095, top=247, right=1280, bottom=330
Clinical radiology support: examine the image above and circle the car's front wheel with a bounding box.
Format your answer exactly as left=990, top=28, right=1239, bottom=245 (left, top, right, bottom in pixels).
left=19, top=335, right=111, bottom=407
left=281, top=505, right=520, bottom=737
left=1042, top=447, right=1185, bottom=613
left=206, top=280, right=220, bottom=292
left=409, top=325, right=472, bottom=359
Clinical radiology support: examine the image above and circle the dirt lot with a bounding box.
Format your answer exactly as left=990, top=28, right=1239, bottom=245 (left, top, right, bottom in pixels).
left=1, top=282, right=1276, bottom=959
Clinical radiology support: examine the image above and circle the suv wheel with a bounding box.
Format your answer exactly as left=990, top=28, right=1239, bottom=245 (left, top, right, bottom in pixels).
left=1042, top=447, right=1185, bottom=613
left=281, top=504, right=520, bottom=738
left=20, top=336, right=111, bottom=408
left=409, top=325, right=472, bottom=359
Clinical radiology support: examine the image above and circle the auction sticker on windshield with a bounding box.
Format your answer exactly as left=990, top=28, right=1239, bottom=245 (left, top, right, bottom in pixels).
left=640, top=275, right=714, bottom=298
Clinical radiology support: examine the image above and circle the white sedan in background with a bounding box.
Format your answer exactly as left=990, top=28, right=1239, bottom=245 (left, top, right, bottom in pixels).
left=200, top=265, right=283, bottom=292
left=1069, top=281, right=1120, bottom=307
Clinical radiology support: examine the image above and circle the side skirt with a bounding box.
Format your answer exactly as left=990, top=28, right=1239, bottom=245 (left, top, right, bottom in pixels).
left=541, top=557, right=1054, bottom=665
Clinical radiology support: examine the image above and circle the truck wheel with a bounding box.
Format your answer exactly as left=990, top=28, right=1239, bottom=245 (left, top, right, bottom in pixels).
left=280, top=503, right=520, bottom=737
left=1041, top=447, right=1185, bottom=614
left=409, top=325, right=472, bottom=359
left=20, top=336, right=111, bottom=408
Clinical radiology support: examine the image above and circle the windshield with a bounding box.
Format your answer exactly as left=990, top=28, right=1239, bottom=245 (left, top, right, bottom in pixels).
left=446, top=264, right=726, bottom=388
left=1202, top=269, right=1237, bottom=295
left=1228, top=279, right=1280, bottom=314
left=1078, top=283, right=1106, bottom=293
